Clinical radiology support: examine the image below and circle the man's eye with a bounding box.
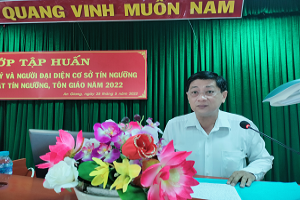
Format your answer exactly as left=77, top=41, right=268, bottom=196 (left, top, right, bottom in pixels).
left=191, top=91, right=198, bottom=95
left=206, top=91, right=215, bottom=96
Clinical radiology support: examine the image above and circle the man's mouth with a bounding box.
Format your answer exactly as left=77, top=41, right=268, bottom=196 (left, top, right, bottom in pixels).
left=196, top=105, right=208, bottom=108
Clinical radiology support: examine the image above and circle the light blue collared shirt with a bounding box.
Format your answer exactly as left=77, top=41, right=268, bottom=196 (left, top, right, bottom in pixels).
left=162, top=110, right=274, bottom=180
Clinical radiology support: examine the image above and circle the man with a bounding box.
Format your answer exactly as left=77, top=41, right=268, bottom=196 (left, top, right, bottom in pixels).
left=162, top=71, right=274, bottom=187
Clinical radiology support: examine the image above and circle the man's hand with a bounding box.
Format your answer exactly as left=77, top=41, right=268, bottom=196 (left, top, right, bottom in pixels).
left=226, top=171, right=256, bottom=188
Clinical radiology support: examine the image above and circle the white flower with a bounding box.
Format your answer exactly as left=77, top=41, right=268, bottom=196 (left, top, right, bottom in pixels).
left=131, top=128, right=140, bottom=136
left=105, top=119, right=115, bottom=123
left=131, top=126, right=159, bottom=144
left=142, top=126, right=159, bottom=144
left=146, top=118, right=163, bottom=134
left=43, top=157, right=78, bottom=193
left=83, top=138, right=100, bottom=149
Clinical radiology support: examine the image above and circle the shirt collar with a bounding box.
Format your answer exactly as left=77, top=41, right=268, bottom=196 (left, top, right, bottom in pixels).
left=214, top=110, right=231, bottom=131
left=185, top=112, right=199, bottom=128
left=185, top=110, right=231, bottom=130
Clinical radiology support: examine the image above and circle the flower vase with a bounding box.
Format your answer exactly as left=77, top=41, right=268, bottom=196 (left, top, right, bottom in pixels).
left=74, top=185, right=121, bottom=200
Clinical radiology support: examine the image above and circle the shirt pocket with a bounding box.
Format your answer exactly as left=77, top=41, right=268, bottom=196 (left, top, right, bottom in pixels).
left=222, top=151, right=246, bottom=177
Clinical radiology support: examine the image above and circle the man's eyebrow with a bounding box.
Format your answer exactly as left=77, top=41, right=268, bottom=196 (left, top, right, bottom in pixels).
left=190, top=85, right=216, bottom=89
left=205, top=85, right=216, bottom=88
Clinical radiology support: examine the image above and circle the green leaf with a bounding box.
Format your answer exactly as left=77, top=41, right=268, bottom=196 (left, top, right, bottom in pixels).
left=65, top=188, right=72, bottom=192
left=120, top=154, right=127, bottom=160
left=117, top=184, right=147, bottom=200
left=78, top=161, right=99, bottom=182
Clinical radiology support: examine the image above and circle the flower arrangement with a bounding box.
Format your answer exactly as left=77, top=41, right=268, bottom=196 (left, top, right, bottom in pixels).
left=37, top=115, right=199, bottom=200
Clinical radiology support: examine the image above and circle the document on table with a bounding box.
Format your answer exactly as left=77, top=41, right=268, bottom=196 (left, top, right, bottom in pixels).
left=191, top=182, right=241, bottom=200
left=194, top=177, right=300, bottom=200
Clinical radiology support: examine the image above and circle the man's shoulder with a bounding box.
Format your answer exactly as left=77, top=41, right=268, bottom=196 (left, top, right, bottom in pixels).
left=167, top=113, right=194, bottom=125
left=163, top=113, right=193, bottom=135
left=220, top=110, right=255, bottom=126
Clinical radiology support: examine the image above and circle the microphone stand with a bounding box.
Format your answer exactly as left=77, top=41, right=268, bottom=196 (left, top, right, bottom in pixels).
left=248, top=126, right=300, bottom=156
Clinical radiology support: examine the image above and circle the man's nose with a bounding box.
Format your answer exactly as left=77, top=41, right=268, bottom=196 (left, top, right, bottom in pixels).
left=196, top=94, right=207, bottom=101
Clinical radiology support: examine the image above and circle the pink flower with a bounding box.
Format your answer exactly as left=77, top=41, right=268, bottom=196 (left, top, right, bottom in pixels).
left=36, top=152, right=64, bottom=169
left=50, top=130, right=84, bottom=158
left=37, top=130, right=84, bottom=169
left=92, top=143, right=120, bottom=163
left=94, top=121, right=122, bottom=143
left=140, top=140, right=199, bottom=200
left=74, top=139, right=100, bottom=161
left=126, top=121, right=142, bottom=134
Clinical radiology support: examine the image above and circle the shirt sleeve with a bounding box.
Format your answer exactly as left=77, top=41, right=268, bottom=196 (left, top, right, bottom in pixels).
left=241, top=124, right=274, bottom=180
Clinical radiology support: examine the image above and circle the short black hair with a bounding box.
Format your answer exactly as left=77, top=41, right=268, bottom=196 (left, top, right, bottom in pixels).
left=186, top=71, right=227, bottom=92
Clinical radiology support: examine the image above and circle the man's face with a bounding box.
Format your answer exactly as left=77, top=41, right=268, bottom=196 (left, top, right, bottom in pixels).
left=186, top=79, right=227, bottom=117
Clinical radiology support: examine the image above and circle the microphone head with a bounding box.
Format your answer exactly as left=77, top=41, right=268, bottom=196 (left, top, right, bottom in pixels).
left=240, top=121, right=251, bottom=129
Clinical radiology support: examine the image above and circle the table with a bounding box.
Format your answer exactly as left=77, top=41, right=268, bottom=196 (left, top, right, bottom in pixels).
left=0, top=174, right=226, bottom=200
left=0, top=174, right=77, bottom=200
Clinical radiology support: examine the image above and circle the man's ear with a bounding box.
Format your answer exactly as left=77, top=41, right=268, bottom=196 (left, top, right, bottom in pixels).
left=222, top=91, right=228, bottom=103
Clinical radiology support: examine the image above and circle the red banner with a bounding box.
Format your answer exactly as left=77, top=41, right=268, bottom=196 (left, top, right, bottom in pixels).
left=0, top=0, right=244, bottom=24
left=0, top=51, right=147, bottom=100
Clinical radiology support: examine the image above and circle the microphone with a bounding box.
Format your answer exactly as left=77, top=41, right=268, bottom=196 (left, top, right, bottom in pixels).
left=240, top=121, right=300, bottom=156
